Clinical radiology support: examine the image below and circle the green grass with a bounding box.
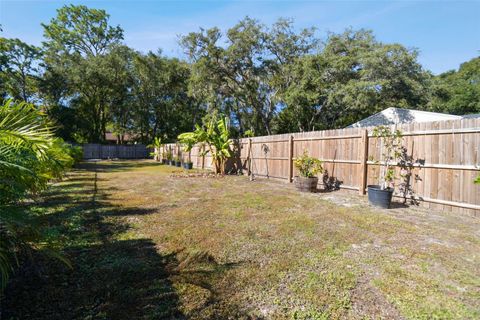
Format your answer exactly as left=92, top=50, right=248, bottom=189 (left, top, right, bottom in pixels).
left=3, top=160, right=480, bottom=319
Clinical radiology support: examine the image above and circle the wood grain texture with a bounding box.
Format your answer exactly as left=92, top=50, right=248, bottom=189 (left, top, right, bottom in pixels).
left=163, top=119, right=480, bottom=214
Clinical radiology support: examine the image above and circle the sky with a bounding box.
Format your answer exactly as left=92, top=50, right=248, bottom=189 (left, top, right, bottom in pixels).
left=1, top=0, right=479, bottom=74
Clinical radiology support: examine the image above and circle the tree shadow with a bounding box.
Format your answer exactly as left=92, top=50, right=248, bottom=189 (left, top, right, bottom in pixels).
left=3, top=162, right=252, bottom=320
left=79, top=160, right=162, bottom=173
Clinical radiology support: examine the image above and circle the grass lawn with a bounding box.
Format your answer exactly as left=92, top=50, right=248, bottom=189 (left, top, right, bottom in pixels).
left=3, top=160, right=480, bottom=319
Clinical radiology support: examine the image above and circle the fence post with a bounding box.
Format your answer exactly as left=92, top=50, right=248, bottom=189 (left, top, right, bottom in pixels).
left=359, top=129, right=369, bottom=195
left=201, top=144, right=205, bottom=169
left=249, top=139, right=252, bottom=175
left=288, top=135, right=294, bottom=183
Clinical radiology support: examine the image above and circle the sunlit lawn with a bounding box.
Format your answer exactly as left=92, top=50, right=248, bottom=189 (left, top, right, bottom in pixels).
left=4, top=160, right=480, bottom=319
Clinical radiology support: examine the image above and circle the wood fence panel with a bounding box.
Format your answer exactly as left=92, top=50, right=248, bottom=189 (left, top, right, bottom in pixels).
left=82, top=143, right=147, bottom=159
left=163, top=118, right=479, bottom=214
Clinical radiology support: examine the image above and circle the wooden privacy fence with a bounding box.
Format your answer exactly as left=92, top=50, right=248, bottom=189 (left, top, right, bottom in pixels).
left=82, top=143, right=148, bottom=159
left=163, top=118, right=480, bottom=215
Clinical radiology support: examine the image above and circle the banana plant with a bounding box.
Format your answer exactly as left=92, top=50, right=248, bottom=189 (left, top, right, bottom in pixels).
left=178, top=132, right=196, bottom=165
left=178, top=115, right=232, bottom=174
left=147, top=137, right=163, bottom=161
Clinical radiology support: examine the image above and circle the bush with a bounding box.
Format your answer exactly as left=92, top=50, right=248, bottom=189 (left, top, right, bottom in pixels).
left=294, top=151, right=323, bottom=178
left=0, top=100, right=74, bottom=289
left=67, top=144, right=83, bottom=164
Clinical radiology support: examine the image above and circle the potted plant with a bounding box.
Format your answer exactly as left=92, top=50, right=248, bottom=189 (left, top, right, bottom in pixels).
left=161, top=151, right=167, bottom=164
left=294, top=151, right=323, bottom=192
left=178, top=131, right=197, bottom=170
left=174, top=156, right=181, bottom=167
left=166, top=149, right=174, bottom=165
left=368, top=126, right=403, bottom=209
left=183, top=161, right=193, bottom=170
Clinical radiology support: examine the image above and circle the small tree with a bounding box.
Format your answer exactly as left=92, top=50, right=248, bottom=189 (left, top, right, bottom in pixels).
left=147, top=137, right=162, bottom=161
left=372, top=126, right=403, bottom=190
left=177, top=132, right=196, bottom=165
left=178, top=115, right=232, bottom=174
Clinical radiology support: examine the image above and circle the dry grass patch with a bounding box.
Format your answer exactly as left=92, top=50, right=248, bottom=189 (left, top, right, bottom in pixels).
left=4, top=160, right=480, bottom=320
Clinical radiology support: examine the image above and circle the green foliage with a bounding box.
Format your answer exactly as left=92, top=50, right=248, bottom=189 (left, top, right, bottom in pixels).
left=2, top=6, right=477, bottom=144
left=42, top=4, right=123, bottom=56
left=372, top=126, right=403, bottom=190
left=148, top=137, right=163, bottom=161
left=294, top=150, right=323, bottom=178
left=164, top=149, right=173, bottom=161
left=181, top=17, right=317, bottom=136
left=66, top=144, right=83, bottom=164
left=178, top=132, right=196, bottom=164
left=474, top=174, right=480, bottom=185
left=179, top=114, right=232, bottom=174
left=243, top=129, right=255, bottom=138
left=277, top=29, right=430, bottom=132
left=0, top=99, right=74, bottom=289
left=428, top=57, right=480, bottom=115
left=0, top=38, right=42, bottom=103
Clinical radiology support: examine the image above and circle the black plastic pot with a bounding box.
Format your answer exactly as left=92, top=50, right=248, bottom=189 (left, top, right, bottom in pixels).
left=169, top=160, right=175, bottom=166
left=175, top=161, right=181, bottom=167
left=184, top=162, right=193, bottom=170
left=367, top=185, right=394, bottom=209
left=162, top=159, right=167, bottom=164
left=294, top=176, right=318, bottom=192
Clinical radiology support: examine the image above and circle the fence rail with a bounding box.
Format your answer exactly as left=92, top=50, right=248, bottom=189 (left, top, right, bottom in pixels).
left=82, top=143, right=148, bottom=159
left=163, top=118, right=480, bottom=215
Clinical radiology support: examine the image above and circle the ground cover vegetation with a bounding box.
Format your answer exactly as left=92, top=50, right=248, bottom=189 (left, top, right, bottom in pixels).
left=1, top=4, right=478, bottom=143
left=2, top=161, right=479, bottom=319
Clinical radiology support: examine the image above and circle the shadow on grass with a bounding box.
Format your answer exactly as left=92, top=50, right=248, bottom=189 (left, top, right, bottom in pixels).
left=78, top=160, right=163, bottom=173
left=3, top=163, right=250, bottom=320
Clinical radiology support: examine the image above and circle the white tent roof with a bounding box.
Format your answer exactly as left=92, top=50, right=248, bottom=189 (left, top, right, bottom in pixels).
left=347, top=107, right=465, bottom=128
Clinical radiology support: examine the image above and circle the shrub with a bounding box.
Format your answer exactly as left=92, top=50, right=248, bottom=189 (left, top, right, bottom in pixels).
left=0, top=100, right=74, bottom=289
left=67, top=144, right=83, bottom=164
left=294, top=151, right=323, bottom=178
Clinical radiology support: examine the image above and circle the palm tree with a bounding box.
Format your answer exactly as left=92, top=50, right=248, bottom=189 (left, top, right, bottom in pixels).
left=0, top=99, right=72, bottom=289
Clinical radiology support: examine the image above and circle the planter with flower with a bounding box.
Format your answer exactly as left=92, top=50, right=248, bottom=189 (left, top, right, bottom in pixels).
left=368, top=126, right=403, bottom=208
left=294, top=151, right=323, bottom=192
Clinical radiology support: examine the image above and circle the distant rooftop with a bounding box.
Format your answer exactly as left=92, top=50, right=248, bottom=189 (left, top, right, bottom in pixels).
left=461, top=113, right=480, bottom=119
left=105, top=132, right=135, bottom=143
left=347, top=107, right=478, bottom=128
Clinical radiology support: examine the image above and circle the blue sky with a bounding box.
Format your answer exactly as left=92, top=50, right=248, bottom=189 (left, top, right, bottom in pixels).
left=1, top=0, right=479, bottom=74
